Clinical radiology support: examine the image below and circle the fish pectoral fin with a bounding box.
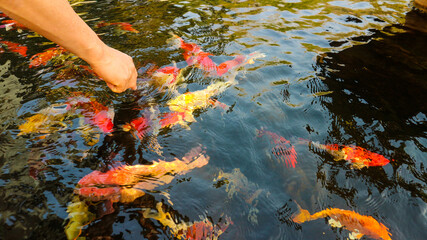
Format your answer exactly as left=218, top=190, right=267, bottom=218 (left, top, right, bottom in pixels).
left=351, top=162, right=365, bottom=169
left=348, top=231, right=364, bottom=240
left=328, top=218, right=342, bottom=228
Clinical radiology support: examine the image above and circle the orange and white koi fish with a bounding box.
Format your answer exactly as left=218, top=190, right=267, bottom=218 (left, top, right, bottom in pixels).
left=75, top=146, right=209, bottom=202
left=256, top=128, right=297, bottom=168
left=303, top=140, right=391, bottom=169
left=292, top=203, right=392, bottom=240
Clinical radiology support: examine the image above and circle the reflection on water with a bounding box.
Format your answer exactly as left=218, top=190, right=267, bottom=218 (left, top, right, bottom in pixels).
left=1, top=0, right=426, bottom=239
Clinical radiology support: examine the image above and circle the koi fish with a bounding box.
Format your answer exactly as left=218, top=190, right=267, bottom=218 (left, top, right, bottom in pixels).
left=75, top=146, right=209, bottom=202
left=66, top=95, right=114, bottom=133
left=64, top=196, right=96, bottom=240
left=0, top=19, right=28, bottom=31
left=165, top=81, right=231, bottom=127
left=150, top=65, right=183, bottom=89
left=54, top=64, right=97, bottom=80
left=304, top=140, right=391, bottom=169
left=95, top=21, right=139, bottom=33
left=0, top=40, right=27, bottom=57
left=122, top=116, right=150, bottom=139
left=256, top=128, right=297, bottom=168
left=292, top=203, right=392, bottom=240
left=29, top=46, right=67, bottom=68
left=168, top=33, right=264, bottom=77
left=18, top=104, right=70, bottom=136
left=142, top=202, right=232, bottom=240
left=160, top=111, right=189, bottom=129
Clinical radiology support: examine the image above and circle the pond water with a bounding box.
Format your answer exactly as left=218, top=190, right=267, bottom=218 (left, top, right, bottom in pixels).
left=0, top=0, right=426, bottom=239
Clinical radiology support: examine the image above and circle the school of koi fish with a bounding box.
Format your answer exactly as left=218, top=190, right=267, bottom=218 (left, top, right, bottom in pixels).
left=4, top=12, right=396, bottom=240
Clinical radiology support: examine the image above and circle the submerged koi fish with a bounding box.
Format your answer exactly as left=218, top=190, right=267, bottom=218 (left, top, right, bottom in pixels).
left=256, top=128, right=297, bottom=168
left=292, top=203, right=392, bottom=240
left=95, top=21, right=139, bottom=33
left=168, top=33, right=264, bottom=77
left=18, top=104, right=70, bottom=136
left=0, top=40, right=27, bottom=57
left=75, top=146, right=209, bottom=202
left=165, top=81, right=231, bottom=128
left=304, top=140, right=391, bottom=169
left=122, top=116, right=150, bottom=139
left=66, top=95, right=114, bottom=133
left=29, top=46, right=67, bottom=68
left=142, top=202, right=232, bottom=240
left=0, top=19, right=28, bottom=31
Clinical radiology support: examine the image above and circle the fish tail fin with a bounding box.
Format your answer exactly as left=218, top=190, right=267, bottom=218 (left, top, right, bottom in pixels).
left=292, top=202, right=311, bottom=224
left=296, top=137, right=311, bottom=146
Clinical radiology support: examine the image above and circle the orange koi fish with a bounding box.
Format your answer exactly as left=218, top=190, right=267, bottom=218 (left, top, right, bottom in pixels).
left=95, top=21, right=139, bottom=33
left=29, top=46, right=67, bottom=68
left=292, top=203, right=392, bottom=240
left=256, top=128, right=297, bottom=168
left=304, top=140, right=391, bottom=169
left=75, top=146, right=209, bottom=202
left=0, top=40, right=27, bottom=57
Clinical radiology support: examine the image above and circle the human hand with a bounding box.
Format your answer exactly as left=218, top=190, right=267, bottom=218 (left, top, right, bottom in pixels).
left=89, top=45, right=137, bottom=93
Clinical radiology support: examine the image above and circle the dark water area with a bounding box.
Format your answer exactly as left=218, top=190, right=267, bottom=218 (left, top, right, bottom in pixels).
left=0, top=0, right=426, bottom=239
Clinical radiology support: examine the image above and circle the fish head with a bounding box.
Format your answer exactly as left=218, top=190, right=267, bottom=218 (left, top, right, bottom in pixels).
left=368, top=153, right=391, bottom=167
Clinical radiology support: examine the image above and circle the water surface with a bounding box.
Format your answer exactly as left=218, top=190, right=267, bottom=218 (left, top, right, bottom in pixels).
left=0, top=0, right=426, bottom=239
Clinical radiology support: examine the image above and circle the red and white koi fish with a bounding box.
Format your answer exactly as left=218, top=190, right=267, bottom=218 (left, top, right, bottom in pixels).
left=122, top=116, right=150, bottom=139
left=292, top=203, right=392, bottom=240
left=168, top=33, right=264, bottom=77
left=75, top=146, right=209, bottom=202
left=66, top=94, right=114, bottom=133
left=301, top=139, right=392, bottom=169
left=256, top=128, right=297, bottom=168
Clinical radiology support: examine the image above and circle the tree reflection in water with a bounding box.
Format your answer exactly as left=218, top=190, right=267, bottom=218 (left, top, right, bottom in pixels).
left=310, top=16, right=427, bottom=204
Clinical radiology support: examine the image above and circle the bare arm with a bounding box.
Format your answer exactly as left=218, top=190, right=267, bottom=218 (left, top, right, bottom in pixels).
left=0, top=0, right=137, bottom=93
